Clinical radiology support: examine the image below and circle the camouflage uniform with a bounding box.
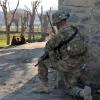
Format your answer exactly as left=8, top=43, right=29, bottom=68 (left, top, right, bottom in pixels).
left=35, top=10, right=92, bottom=100
left=38, top=34, right=62, bottom=82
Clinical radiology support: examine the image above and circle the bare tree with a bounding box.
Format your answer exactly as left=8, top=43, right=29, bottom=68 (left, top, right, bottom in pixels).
left=20, top=11, right=29, bottom=34
left=36, top=6, right=43, bottom=32
left=36, top=6, right=50, bottom=33
left=13, top=12, right=20, bottom=32
left=25, top=0, right=40, bottom=42
left=0, top=0, right=19, bottom=45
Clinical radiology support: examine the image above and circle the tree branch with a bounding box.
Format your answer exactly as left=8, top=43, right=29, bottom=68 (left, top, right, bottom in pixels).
left=9, top=0, right=19, bottom=26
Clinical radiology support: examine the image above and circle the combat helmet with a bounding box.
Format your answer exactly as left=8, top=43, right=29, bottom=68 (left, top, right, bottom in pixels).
left=52, top=10, right=70, bottom=25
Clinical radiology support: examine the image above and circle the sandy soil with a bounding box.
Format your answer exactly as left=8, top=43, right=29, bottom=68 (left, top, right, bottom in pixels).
left=0, top=42, right=76, bottom=100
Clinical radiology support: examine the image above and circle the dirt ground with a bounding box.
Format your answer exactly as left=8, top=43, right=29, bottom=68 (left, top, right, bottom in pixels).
left=0, top=42, right=76, bottom=100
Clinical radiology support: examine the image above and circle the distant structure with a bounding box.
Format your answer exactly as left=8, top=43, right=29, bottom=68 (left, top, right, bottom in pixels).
left=58, top=0, right=100, bottom=80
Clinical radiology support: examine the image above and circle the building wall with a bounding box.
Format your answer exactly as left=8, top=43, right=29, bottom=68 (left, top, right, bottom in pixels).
left=58, top=0, right=100, bottom=80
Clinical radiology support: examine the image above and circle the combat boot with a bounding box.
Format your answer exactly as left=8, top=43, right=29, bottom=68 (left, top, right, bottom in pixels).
left=32, top=81, right=49, bottom=93
left=80, top=86, right=92, bottom=100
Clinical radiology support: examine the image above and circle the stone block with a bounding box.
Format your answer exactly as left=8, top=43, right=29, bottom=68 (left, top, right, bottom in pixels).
left=63, top=0, right=95, bottom=7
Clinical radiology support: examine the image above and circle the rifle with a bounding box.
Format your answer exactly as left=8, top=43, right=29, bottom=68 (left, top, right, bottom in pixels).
left=46, top=12, right=56, bottom=35
left=35, top=26, right=78, bottom=66
left=35, top=52, right=49, bottom=67
left=54, top=26, right=78, bottom=51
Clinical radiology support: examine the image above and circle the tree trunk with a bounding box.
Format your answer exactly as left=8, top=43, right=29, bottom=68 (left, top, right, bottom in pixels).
left=28, top=26, right=32, bottom=42
left=21, top=26, right=24, bottom=34
left=33, top=26, right=35, bottom=40
left=41, top=21, right=43, bottom=33
left=6, top=26, right=10, bottom=45
left=16, top=25, right=19, bottom=32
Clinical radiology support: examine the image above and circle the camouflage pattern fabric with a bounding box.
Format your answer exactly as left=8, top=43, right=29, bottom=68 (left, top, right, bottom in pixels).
left=45, top=26, right=87, bottom=72
left=38, top=58, right=50, bottom=82
left=38, top=26, right=89, bottom=97
left=52, top=10, right=70, bottom=24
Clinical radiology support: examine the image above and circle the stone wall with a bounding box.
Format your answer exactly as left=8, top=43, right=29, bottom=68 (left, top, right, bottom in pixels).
left=58, top=0, right=100, bottom=80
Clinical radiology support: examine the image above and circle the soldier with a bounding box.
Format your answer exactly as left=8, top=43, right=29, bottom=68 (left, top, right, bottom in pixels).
left=11, top=36, right=17, bottom=46
left=16, top=37, right=20, bottom=45
left=33, top=10, right=92, bottom=100
left=20, top=34, right=26, bottom=44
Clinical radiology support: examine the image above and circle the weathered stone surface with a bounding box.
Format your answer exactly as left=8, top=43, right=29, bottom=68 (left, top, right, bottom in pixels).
left=94, top=0, right=100, bottom=7
left=81, top=17, right=90, bottom=24
left=94, top=16, right=100, bottom=23
left=68, top=14, right=79, bottom=22
left=62, top=0, right=95, bottom=7
left=58, top=0, right=100, bottom=90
